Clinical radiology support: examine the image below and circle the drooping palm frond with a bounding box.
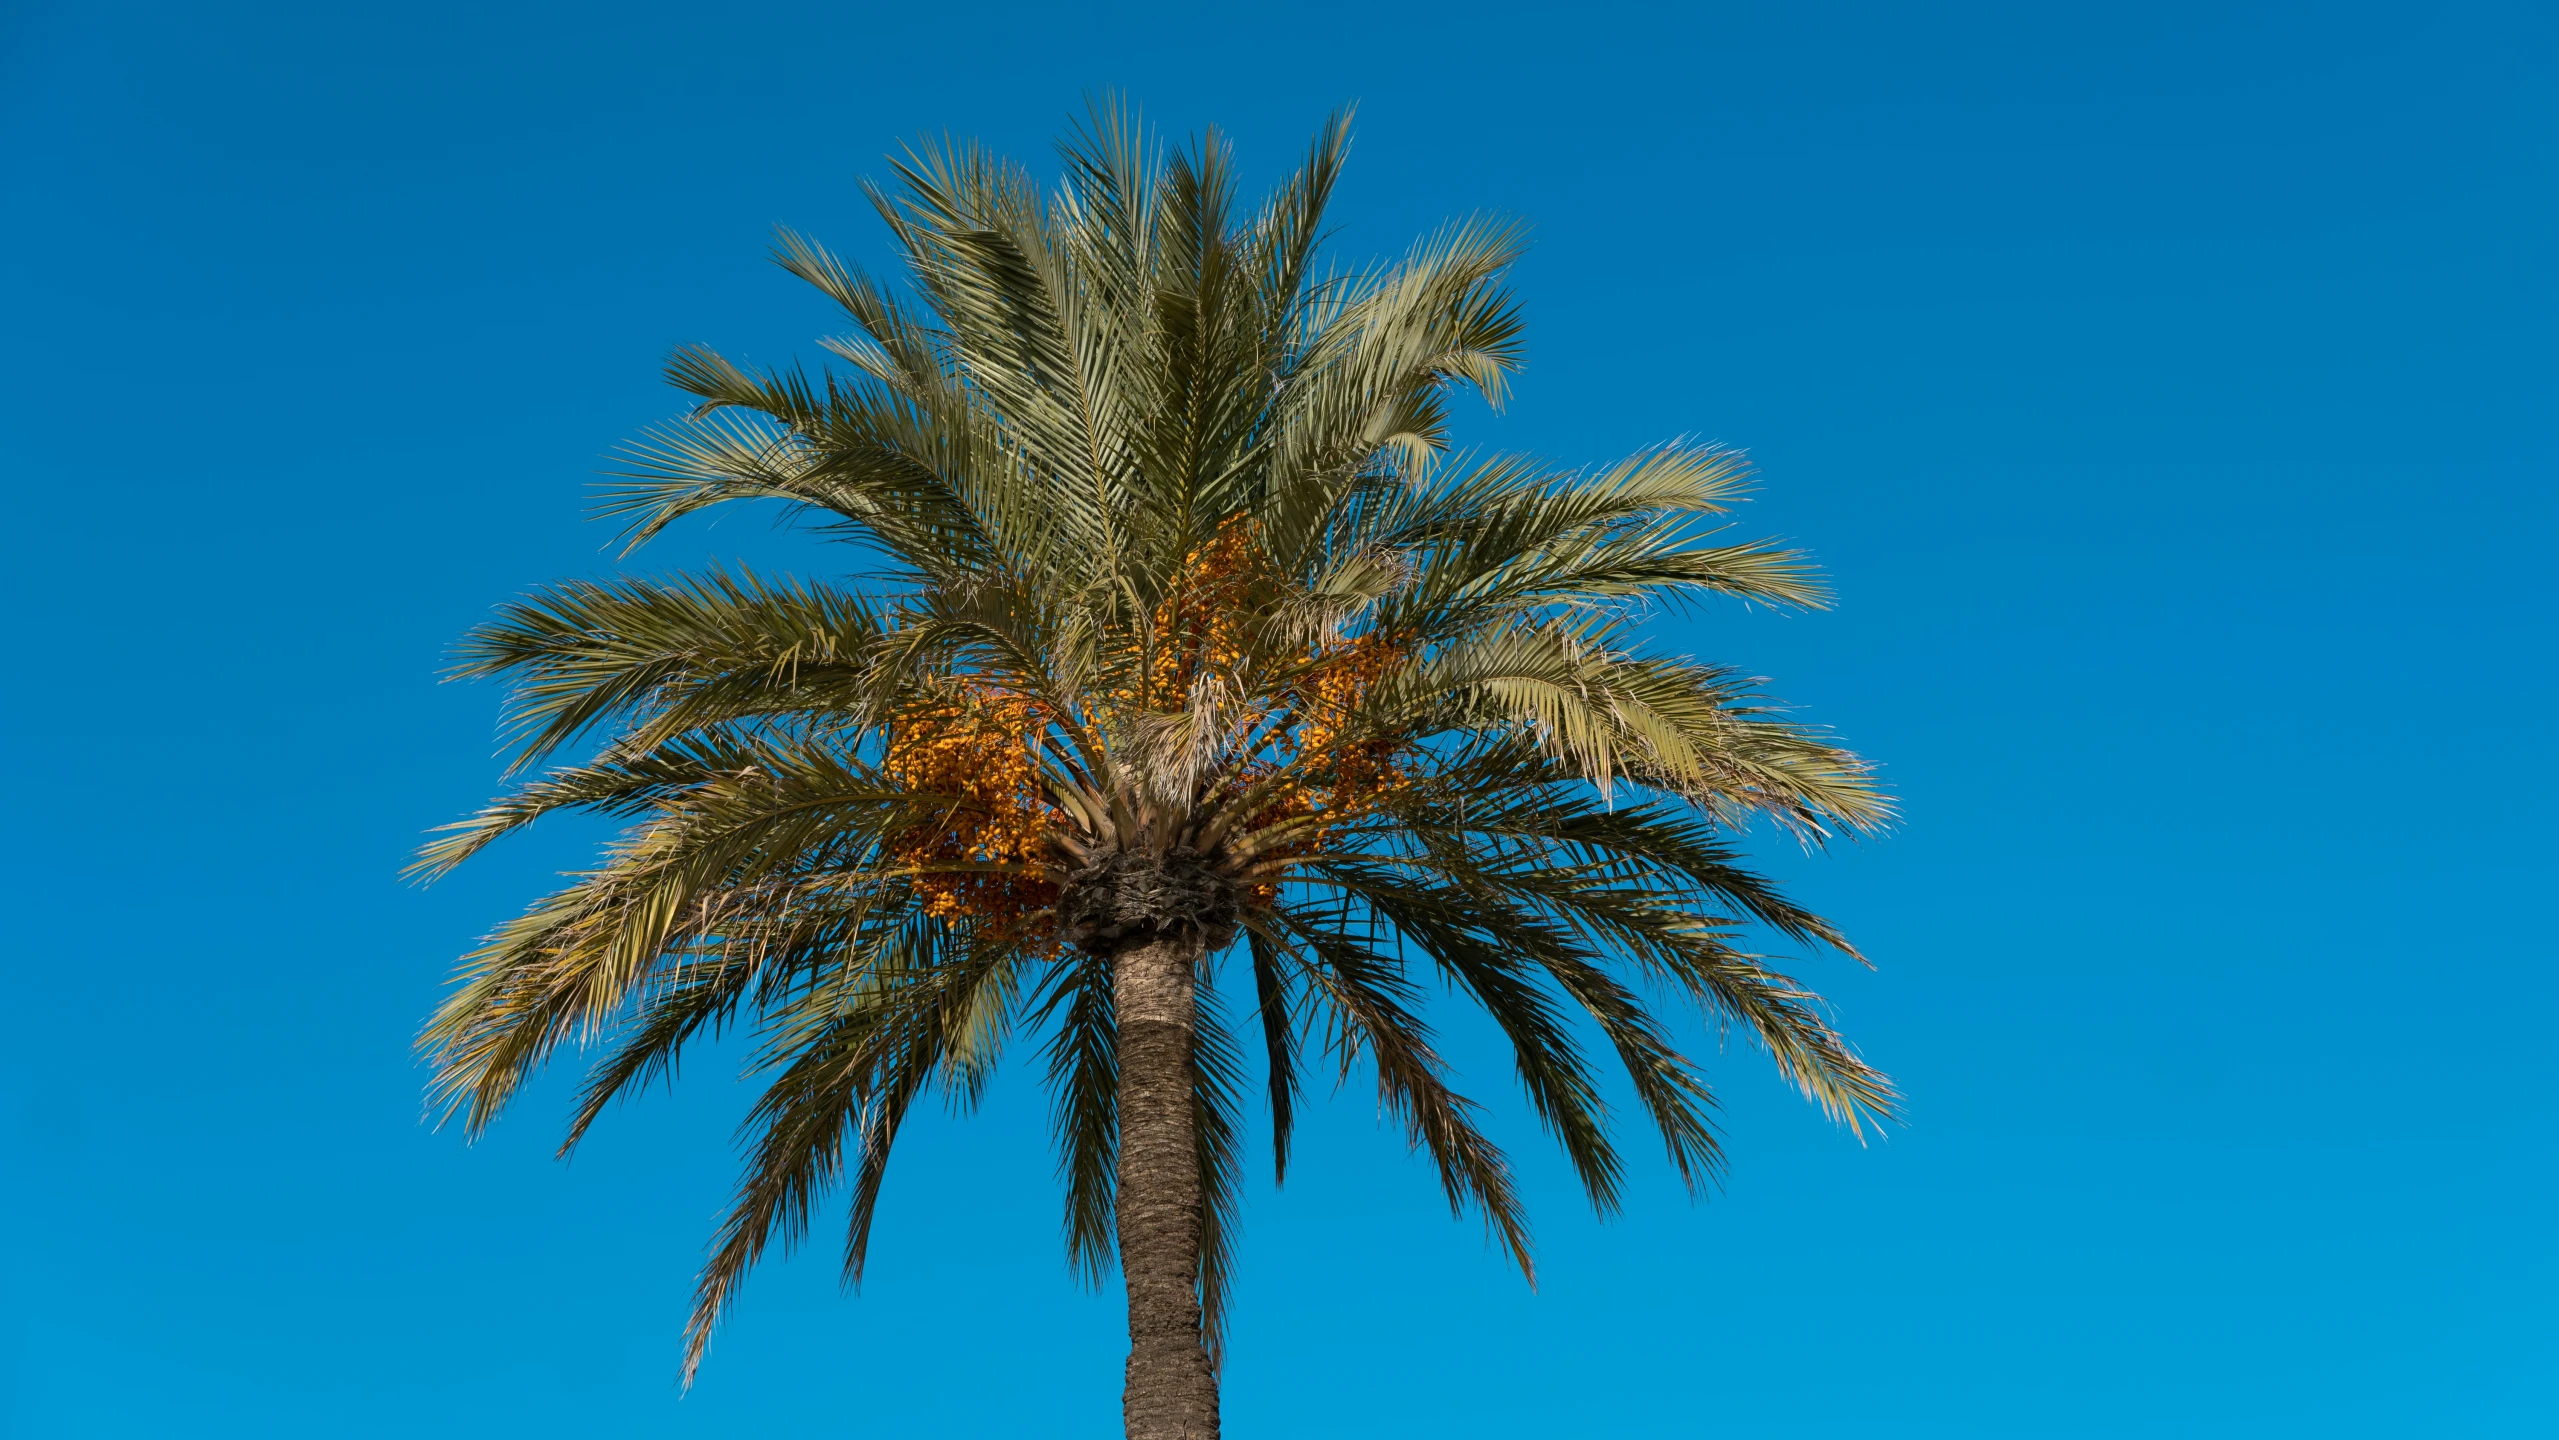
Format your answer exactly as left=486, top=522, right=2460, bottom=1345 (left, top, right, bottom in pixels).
left=419, top=99, right=1894, bottom=1401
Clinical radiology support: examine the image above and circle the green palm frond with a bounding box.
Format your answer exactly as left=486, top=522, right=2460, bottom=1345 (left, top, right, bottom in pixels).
left=449, top=568, right=890, bottom=772
left=1258, top=906, right=1536, bottom=1276
left=1037, top=948, right=1120, bottom=1286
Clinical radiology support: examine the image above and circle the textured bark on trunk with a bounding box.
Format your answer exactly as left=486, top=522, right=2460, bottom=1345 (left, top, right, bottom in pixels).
left=1113, top=930, right=1219, bottom=1440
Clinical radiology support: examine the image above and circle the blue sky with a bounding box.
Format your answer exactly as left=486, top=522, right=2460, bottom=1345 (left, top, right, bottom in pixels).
left=3, top=1, right=2552, bottom=1435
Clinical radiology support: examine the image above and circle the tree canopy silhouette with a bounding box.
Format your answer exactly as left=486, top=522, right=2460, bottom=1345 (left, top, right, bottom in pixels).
left=418, top=101, right=1894, bottom=1440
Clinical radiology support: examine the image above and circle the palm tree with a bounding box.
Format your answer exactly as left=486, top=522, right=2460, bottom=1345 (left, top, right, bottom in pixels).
left=417, top=103, right=1894, bottom=1440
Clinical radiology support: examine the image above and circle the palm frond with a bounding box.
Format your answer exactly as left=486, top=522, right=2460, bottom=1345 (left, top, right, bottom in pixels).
left=1261, top=908, right=1535, bottom=1278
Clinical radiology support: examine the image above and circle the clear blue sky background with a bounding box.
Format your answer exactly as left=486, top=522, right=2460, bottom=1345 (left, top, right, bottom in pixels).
left=3, top=2, right=2551, bottom=1435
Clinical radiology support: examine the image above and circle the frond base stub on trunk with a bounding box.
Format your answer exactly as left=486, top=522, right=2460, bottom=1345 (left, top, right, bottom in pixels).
left=1061, top=848, right=1240, bottom=954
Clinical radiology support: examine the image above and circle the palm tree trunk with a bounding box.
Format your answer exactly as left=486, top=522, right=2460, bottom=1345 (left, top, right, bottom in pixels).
left=1113, top=929, right=1219, bottom=1440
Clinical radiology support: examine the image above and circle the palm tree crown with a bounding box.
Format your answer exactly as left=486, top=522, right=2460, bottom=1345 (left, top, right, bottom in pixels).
left=418, top=103, right=1894, bottom=1439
